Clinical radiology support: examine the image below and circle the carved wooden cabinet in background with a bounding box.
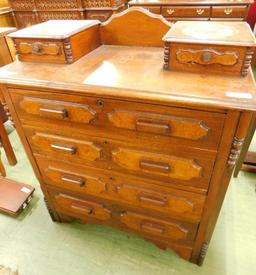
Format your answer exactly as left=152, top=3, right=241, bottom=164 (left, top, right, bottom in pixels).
left=0, top=9, right=255, bottom=265
left=129, top=0, right=252, bottom=22
left=8, top=0, right=126, bottom=28
left=0, top=0, right=15, bottom=27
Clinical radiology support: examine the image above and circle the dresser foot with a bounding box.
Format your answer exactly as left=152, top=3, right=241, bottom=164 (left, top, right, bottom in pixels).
left=58, top=213, right=74, bottom=223
left=155, top=242, right=167, bottom=250
left=44, top=197, right=61, bottom=222
left=197, top=242, right=209, bottom=266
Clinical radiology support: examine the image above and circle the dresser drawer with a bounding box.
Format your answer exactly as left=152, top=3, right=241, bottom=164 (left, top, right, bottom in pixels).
left=25, top=125, right=215, bottom=189
left=211, top=6, right=247, bottom=18
left=162, top=6, right=210, bottom=18
left=14, top=38, right=67, bottom=63
left=27, top=130, right=103, bottom=163
left=115, top=183, right=205, bottom=223
left=10, top=88, right=225, bottom=151
left=112, top=147, right=205, bottom=181
left=50, top=191, right=112, bottom=221
left=120, top=211, right=198, bottom=242
left=140, top=6, right=161, bottom=14
left=36, top=156, right=206, bottom=222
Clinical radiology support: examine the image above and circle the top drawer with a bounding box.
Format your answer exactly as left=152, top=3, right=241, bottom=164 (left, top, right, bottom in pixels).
left=211, top=6, right=248, bottom=18
left=162, top=6, right=210, bottom=18
left=9, top=88, right=225, bottom=151
left=14, top=39, right=67, bottom=64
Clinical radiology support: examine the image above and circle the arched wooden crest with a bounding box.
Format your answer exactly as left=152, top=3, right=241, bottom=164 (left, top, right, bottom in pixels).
left=100, top=7, right=172, bottom=47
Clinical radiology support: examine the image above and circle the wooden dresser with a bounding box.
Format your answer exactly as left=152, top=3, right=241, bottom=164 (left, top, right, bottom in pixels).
left=8, top=0, right=126, bottom=28
left=129, top=0, right=252, bottom=21
left=0, top=9, right=255, bottom=265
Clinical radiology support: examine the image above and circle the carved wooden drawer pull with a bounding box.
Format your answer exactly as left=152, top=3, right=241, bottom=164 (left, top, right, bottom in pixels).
left=167, top=9, right=175, bottom=15
left=224, top=8, right=233, bottom=15
left=61, top=174, right=85, bottom=187
left=138, top=193, right=167, bottom=206
left=39, top=107, right=68, bottom=119
left=32, top=42, right=43, bottom=54
left=136, top=119, right=170, bottom=135
left=196, top=8, right=205, bottom=15
left=51, top=143, right=77, bottom=154
left=141, top=221, right=165, bottom=234
left=140, top=159, right=170, bottom=173
left=71, top=202, right=93, bottom=214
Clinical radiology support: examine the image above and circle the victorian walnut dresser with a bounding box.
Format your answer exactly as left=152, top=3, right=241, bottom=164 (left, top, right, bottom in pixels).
left=0, top=8, right=256, bottom=265
left=129, top=0, right=252, bottom=22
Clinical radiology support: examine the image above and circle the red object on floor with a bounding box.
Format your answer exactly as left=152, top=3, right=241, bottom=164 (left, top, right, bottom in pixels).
left=0, top=178, right=35, bottom=216
left=247, top=1, right=256, bottom=30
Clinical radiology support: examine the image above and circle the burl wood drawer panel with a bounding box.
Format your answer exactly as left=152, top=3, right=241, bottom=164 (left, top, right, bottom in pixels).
left=49, top=190, right=112, bottom=222
left=14, top=38, right=67, bottom=63
left=36, top=156, right=206, bottom=222
left=120, top=211, right=198, bottom=242
left=24, top=125, right=216, bottom=190
left=211, top=6, right=248, bottom=18
left=168, top=43, right=246, bottom=76
left=9, top=89, right=225, bottom=151
left=162, top=6, right=210, bottom=18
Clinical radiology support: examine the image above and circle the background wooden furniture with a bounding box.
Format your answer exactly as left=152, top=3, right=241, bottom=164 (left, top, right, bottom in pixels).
left=0, top=27, right=17, bottom=175
left=0, top=8, right=256, bottom=265
left=0, top=27, right=16, bottom=66
left=129, top=0, right=252, bottom=21
left=0, top=27, right=16, bottom=123
left=8, top=0, right=126, bottom=28
left=234, top=116, right=256, bottom=175
left=0, top=1, right=15, bottom=28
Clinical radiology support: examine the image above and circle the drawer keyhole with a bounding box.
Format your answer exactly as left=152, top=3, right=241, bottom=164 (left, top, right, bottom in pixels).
left=202, top=52, right=212, bottom=63
left=97, top=100, right=104, bottom=108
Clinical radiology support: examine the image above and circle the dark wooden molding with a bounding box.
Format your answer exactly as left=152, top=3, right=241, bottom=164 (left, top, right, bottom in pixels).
left=227, top=136, right=244, bottom=167
left=44, top=197, right=60, bottom=222
left=163, top=42, right=170, bottom=70
left=63, top=39, right=74, bottom=64
left=241, top=47, right=254, bottom=76
left=198, top=241, right=209, bottom=266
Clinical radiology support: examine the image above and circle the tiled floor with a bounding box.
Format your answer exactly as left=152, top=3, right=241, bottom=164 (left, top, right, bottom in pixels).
left=0, top=130, right=256, bottom=275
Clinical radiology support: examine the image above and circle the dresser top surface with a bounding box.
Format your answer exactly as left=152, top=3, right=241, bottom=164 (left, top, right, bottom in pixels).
left=129, top=0, right=253, bottom=5
left=163, top=21, right=256, bottom=46
left=0, top=45, right=256, bottom=111
left=8, top=20, right=100, bottom=40
left=0, top=27, right=17, bottom=37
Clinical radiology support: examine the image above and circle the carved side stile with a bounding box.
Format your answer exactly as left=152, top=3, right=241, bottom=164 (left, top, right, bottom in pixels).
left=198, top=242, right=209, bottom=266
left=227, top=137, right=244, bottom=166
left=63, top=38, right=74, bottom=63
left=44, top=197, right=60, bottom=222
left=241, top=47, right=254, bottom=76
left=163, top=42, right=170, bottom=70
left=227, top=112, right=253, bottom=168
